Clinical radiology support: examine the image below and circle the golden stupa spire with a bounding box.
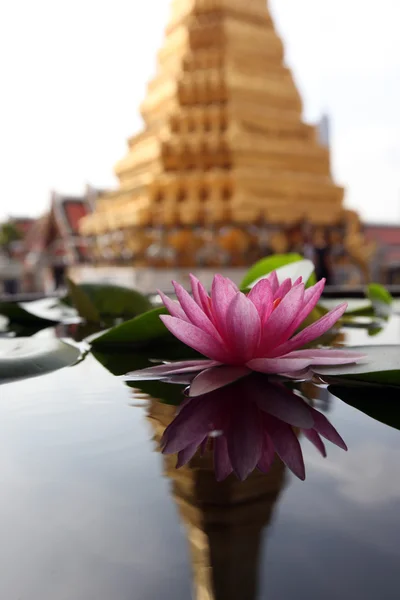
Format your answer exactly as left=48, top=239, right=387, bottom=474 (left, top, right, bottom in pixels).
left=79, top=0, right=352, bottom=269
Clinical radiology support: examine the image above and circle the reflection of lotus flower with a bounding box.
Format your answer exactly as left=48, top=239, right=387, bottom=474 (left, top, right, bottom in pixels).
left=161, top=375, right=347, bottom=481
left=126, top=273, right=364, bottom=395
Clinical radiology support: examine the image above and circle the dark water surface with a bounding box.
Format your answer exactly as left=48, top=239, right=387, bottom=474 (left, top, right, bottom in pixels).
left=0, top=315, right=400, bottom=599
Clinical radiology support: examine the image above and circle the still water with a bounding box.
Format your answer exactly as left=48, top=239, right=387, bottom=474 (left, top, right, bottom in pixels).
left=0, top=314, right=400, bottom=599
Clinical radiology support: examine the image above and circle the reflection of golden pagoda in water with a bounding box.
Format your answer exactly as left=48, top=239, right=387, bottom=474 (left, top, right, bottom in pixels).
left=147, top=399, right=286, bottom=600
left=80, top=0, right=373, bottom=275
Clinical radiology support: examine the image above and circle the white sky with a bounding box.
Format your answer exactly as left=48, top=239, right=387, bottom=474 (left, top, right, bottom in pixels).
left=0, top=0, right=399, bottom=224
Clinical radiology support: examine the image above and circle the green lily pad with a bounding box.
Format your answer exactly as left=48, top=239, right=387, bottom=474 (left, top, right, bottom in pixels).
left=0, top=338, right=81, bottom=384
left=66, top=279, right=101, bottom=323
left=241, top=254, right=316, bottom=289
left=344, top=303, right=375, bottom=318
left=92, top=350, right=151, bottom=376
left=314, top=345, right=400, bottom=386
left=20, top=298, right=76, bottom=323
left=90, top=307, right=171, bottom=349
left=367, top=283, right=393, bottom=319
left=340, top=317, right=382, bottom=330
left=329, top=384, right=400, bottom=431
left=0, top=302, right=58, bottom=326
left=90, top=307, right=200, bottom=356
left=344, top=284, right=393, bottom=321
left=65, top=279, right=152, bottom=322
left=367, top=324, right=385, bottom=337
left=6, top=323, right=54, bottom=338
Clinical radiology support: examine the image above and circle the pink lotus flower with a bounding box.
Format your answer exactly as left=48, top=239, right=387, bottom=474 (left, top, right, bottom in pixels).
left=126, top=272, right=364, bottom=394
left=161, top=375, right=347, bottom=481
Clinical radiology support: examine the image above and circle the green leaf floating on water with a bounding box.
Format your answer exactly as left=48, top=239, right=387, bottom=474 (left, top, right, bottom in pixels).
left=343, top=303, right=375, bottom=318
left=92, top=350, right=152, bottom=376
left=90, top=306, right=202, bottom=357
left=367, top=283, right=393, bottom=318
left=0, top=301, right=58, bottom=326
left=0, top=338, right=81, bottom=384
left=329, top=384, right=400, bottom=431
left=91, top=307, right=171, bottom=349
left=65, top=279, right=152, bottom=322
left=241, top=254, right=316, bottom=289
left=66, top=278, right=101, bottom=323
left=314, top=345, right=400, bottom=386
left=345, top=283, right=393, bottom=321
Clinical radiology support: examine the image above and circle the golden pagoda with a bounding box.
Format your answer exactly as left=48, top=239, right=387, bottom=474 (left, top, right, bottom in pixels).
left=80, top=0, right=373, bottom=273
left=146, top=397, right=286, bottom=599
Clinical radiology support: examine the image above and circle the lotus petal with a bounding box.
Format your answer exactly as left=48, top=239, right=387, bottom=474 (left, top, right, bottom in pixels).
left=257, top=432, right=275, bottom=473
left=259, top=284, right=305, bottom=353
left=226, top=292, right=261, bottom=361
left=161, top=396, right=216, bottom=454
left=271, top=303, right=348, bottom=356
left=124, top=359, right=219, bottom=381
left=211, top=275, right=239, bottom=337
left=189, top=365, right=251, bottom=397
left=177, top=440, right=203, bottom=468
left=228, top=403, right=263, bottom=481
left=248, top=279, right=274, bottom=323
left=252, top=380, right=314, bottom=428
left=311, top=407, right=348, bottom=450
left=303, top=429, right=327, bottom=457
left=265, top=415, right=306, bottom=480
left=172, top=281, right=222, bottom=339
left=214, top=436, right=234, bottom=481
left=158, top=291, right=190, bottom=322
left=285, top=278, right=326, bottom=337
left=160, top=316, right=231, bottom=362
left=247, top=357, right=313, bottom=373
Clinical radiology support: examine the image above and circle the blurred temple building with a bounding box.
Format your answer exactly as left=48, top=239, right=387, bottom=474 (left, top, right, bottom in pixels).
left=21, top=186, right=99, bottom=292
left=365, top=224, right=400, bottom=284
left=0, top=217, right=35, bottom=295
left=4, top=217, right=36, bottom=261
left=77, top=0, right=373, bottom=286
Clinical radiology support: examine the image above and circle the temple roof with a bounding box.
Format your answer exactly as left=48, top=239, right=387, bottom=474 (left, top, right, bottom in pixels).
left=52, top=194, right=91, bottom=237
left=364, top=224, right=400, bottom=247
left=24, top=191, right=94, bottom=263
left=6, top=217, right=36, bottom=237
